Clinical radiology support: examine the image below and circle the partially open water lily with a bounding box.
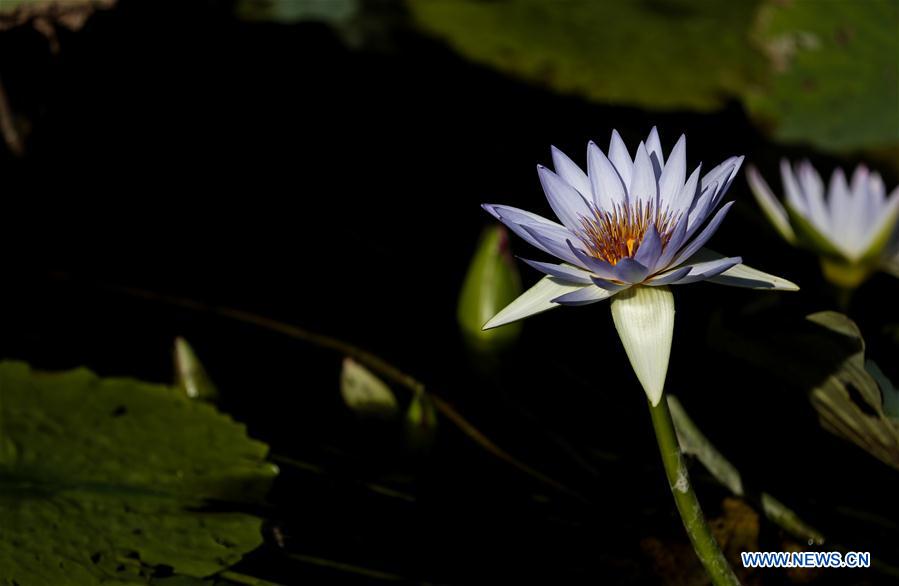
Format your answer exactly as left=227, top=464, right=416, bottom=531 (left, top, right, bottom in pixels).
left=748, top=160, right=899, bottom=288
left=482, top=128, right=797, bottom=405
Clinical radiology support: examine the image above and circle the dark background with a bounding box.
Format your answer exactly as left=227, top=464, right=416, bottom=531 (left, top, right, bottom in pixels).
left=2, top=1, right=899, bottom=583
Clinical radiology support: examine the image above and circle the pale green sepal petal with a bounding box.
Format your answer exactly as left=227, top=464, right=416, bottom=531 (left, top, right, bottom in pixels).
left=482, top=276, right=594, bottom=330
left=785, top=201, right=847, bottom=259
left=610, top=285, right=674, bottom=406
left=746, top=166, right=796, bottom=243
left=173, top=337, right=220, bottom=401
left=340, top=357, right=399, bottom=418
left=880, top=255, right=899, bottom=279
left=858, top=200, right=899, bottom=263
left=693, top=248, right=800, bottom=291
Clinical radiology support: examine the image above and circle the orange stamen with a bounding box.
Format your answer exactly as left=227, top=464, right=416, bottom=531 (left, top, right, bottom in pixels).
left=578, top=201, right=680, bottom=265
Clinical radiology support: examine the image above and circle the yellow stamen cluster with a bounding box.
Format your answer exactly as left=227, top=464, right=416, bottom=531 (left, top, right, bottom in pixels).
left=579, top=201, right=680, bottom=265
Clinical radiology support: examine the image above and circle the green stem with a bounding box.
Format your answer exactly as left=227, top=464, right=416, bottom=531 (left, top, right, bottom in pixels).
left=649, top=397, right=740, bottom=586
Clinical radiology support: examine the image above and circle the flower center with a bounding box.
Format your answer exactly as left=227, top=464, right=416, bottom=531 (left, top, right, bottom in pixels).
left=578, top=201, right=680, bottom=265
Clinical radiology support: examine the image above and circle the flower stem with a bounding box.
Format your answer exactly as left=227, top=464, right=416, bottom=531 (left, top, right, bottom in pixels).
left=649, top=397, right=740, bottom=586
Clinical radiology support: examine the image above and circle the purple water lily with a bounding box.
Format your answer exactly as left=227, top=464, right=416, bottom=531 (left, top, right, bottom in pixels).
left=482, top=128, right=795, bottom=329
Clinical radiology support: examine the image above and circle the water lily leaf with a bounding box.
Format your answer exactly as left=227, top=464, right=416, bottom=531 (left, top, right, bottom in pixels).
left=747, top=0, right=899, bottom=153
left=668, top=396, right=743, bottom=497
left=406, top=0, right=898, bottom=156
left=407, top=0, right=765, bottom=112
left=805, top=313, right=899, bottom=469
left=866, top=360, right=899, bottom=421
left=0, top=361, right=277, bottom=585
left=713, top=308, right=899, bottom=469
left=340, top=357, right=398, bottom=419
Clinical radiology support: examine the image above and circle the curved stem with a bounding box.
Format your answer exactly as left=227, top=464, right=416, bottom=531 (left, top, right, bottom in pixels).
left=649, top=397, right=740, bottom=586
left=81, top=279, right=590, bottom=505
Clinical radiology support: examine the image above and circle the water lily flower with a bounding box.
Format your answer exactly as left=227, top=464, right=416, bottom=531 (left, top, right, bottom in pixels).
left=481, top=128, right=795, bottom=586
left=748, top=160, right=899, bottom=288
left=482, top=128, right=797, bottom=405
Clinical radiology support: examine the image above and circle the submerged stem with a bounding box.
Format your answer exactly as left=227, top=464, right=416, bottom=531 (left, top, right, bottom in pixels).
left=649, top=397, right=740, bottom=586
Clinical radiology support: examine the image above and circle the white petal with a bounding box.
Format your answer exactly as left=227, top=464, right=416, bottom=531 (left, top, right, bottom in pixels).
left=667, top=163, right=701, bottom=215
left=645, top=126, right=665, bottom=178
left=537, top=165, right=593, bottom=230
left=852, top=187, right=899, bottom=261
left=797, top=161, right=830, bottom=235
left=587, top=141, right=626, bottom=211
left=827, top=169, right=852, bottom=236
left=551, top=146, right=592, bottom=200
left=701, top=157, right=739, bottom=194
left=780, top=159, right=809, bottom=217
left=694, top=248, right=799, bottom=290
left=608, top=130, right=633, bottom=190
left=844, top=164, right=871, bottom=252
left=482, top=275, right=586, bottom=330
left=658, top=134, right=686, bottom=204
left=629, top=141, right=658, bottom=209
left=610, top=285, right=674, bottom=406
left=746, top=165, right=795, bottom=243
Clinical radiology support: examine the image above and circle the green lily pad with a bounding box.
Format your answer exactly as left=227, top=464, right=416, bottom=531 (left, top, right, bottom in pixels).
left=747, top=0, right=899, bottom=153
left=407, top=0, right=765, bottom=112
left=405, top=0, right=898, bottom=157
left=0, top=361, right=277, bottom=585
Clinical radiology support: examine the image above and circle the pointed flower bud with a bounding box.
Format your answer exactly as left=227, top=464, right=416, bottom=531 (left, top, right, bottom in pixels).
left=174, top=337, right=219, bottom=401
left=457, top=225, right=523, bottom=349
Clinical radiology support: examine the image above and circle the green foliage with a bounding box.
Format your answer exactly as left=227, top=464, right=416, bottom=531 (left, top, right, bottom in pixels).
left=802, top=312, right=899, bottom=470
left=0, top=361, right=277, bottom=585
left=668, top=395, right=824, bottom=545
left=407, top=0, right=899, bottom=156
left=408, top=0, right=765, bottom=112
left=748, top=0, right=899, bottom=152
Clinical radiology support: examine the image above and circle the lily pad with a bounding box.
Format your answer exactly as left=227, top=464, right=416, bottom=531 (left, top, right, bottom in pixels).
left=406, top=0, right=899, bottom=157
left=0, top=361, right=277, bottom=585
left=747, top=0, right=899, bottom=153
left=407, top=0, right=765, bottom=112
